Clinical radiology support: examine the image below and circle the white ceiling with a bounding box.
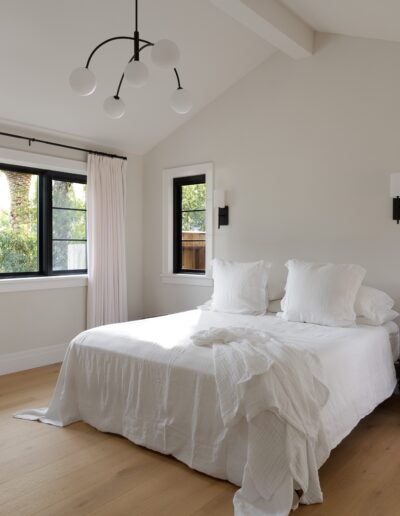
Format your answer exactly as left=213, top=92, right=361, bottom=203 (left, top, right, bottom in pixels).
left=281, top=0, right=400, bottom=43
left=0, top=0, right=274, bottom=155
left=3, top=1, right=400, bottom=156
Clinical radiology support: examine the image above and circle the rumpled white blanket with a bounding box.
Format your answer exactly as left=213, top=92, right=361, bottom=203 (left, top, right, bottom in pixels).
left=192, top=327, right=330, bottom=516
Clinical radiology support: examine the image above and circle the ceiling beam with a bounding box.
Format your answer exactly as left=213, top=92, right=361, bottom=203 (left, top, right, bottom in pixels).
left=210, top=0, right=314, bottom=59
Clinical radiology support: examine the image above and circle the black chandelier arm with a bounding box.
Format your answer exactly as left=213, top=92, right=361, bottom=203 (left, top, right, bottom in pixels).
left=115, top=75, right=125, bottom=99
left=115, top=66, right=183, bottom=99
left=136, top=41, right=154, bottom=56
left=115, top=65, right=184, bottom=99
left=86, top=36, right=133, bottom=69
left=85, top=36, right=154, bottom=69
left=174, top=68, right=182, bottom=90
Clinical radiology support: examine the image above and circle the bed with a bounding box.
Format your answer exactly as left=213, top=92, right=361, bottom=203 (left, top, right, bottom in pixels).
left=16, top=309, right=397, bottom=515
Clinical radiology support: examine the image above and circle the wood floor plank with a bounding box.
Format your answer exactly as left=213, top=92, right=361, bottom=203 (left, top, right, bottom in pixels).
left=1, top=364, right=399, bottom=516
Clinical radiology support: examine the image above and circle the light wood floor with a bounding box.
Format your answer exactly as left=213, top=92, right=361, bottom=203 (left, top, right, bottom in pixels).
left=1, top=365, right=399, bottom=516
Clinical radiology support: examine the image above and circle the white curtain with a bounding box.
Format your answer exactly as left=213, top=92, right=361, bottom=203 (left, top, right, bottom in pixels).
left=86, top=154, right=128, bottom=328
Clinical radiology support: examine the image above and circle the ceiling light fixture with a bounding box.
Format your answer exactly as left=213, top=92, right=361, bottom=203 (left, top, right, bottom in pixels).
left=69, top=0, right=192, bottom=119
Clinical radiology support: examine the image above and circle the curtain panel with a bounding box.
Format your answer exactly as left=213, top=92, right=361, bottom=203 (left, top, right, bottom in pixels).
left=87, top=154, right=128, bottom=328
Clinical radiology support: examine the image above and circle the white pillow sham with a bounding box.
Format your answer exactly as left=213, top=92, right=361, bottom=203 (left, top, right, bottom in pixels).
left=281, top=259, right=366, bottom=327
left=210, top=258, right=270, bottom=315
left=356, top=310, right=399, bottom=326
left=355, top=285, right=396, bottom=325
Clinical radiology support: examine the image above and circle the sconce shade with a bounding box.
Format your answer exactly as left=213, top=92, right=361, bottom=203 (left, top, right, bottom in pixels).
left=214, top=189, right=226, bottom=209
left=390, top=173, right=400, bottom=198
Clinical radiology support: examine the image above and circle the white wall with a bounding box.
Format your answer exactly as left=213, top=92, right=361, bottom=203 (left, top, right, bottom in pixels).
left=143, top=33, right=400, bottom=316
left=0, top=127, right=143, bottom=372
left=0, top=286, right=86, bottom=356
left=126, top=153, right=144, bottom=320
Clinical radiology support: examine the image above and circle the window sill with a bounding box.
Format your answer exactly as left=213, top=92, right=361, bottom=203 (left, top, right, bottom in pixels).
left=161, top=273, right=213, bottom=287
left=0, top=275, right=88, bottom=294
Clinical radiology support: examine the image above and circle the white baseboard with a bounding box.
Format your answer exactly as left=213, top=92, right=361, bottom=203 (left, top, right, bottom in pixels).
left=0, top=342, right=68, bottom=376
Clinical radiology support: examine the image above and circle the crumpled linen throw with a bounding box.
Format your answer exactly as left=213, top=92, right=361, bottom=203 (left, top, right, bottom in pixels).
left=191, top=327, right=330, bottom=516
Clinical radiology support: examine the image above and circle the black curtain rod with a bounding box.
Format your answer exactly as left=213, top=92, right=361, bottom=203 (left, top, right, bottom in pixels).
left=0, top=131, right=127, bottom=161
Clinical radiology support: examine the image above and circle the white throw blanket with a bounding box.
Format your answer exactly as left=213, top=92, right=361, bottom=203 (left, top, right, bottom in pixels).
left=192, top=327, right=330, bottom=516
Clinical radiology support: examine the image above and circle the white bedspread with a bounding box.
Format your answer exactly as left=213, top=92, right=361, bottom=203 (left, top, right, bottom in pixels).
left=15, top=310, right=397, bottom=516
left=192, top=327, right=329, bottom=515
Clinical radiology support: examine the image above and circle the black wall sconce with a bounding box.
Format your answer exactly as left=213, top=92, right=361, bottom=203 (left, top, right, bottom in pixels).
left=391, top=174, right=400, bottom=223
left=214, top=189, right=229, bottom=229
left=394, top=197, right=400, bottom=224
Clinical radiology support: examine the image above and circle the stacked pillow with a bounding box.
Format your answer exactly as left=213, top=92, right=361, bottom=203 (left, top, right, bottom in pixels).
left=279, top=260, right=398, bottom=327
left=203, top=258, right=398, bottom=327
left=355, top=286, right=398, bottom=326
left=280, top=260, right=366, bottom=327
left=209, top=258, right=270, bottom=315
left=268, top=287, right=399, bottom=325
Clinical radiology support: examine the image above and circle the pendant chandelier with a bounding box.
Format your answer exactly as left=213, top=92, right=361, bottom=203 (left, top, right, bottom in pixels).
left=69, top=0, right=192, bottom=119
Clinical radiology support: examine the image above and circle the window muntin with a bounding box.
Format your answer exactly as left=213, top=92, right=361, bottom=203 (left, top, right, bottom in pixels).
left=0, top=164, right=87, bottom=278
left=173, top=174, right=206, bottom=274
left=52, top=179, right=87, bottom=272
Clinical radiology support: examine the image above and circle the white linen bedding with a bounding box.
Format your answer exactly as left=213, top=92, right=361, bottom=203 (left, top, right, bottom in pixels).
left=15, top=310, right=397, bottom=515
left=191, top=327, right=330, bottom=515
left=381, top=320, right=399, bottom=361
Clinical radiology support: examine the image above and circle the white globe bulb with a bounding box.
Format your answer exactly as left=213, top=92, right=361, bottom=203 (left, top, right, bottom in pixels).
left=151, top=39, right=180, bottom=69
left=124, top=60, right=149, bottom=87
left=69, top=67, right=96, bottom=96
left=170, top=89, right=192, bottom=114
left=104, top=96, right=126, bottom=119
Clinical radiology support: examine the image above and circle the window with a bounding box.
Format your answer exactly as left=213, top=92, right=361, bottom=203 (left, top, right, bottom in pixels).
left=162, top=163, right=213, bottom=284
left=173, top=175, right=206, bottom=274
left=0, top=163, right=87, bottom=277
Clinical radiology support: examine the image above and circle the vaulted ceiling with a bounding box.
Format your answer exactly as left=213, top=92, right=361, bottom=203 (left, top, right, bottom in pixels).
left=1, top=1, right=400, bottom=155
left=0, top=0, right=274, bottom=155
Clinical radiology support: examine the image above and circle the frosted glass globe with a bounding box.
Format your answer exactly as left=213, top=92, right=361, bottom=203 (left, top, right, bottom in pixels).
left=170, top=89, right=192, bottom=114
left=151, top=39, right=180, bottom=69
left=69, top=67, right=96, bottom=96
left=104, top=96, right=126, bottom=119
left=124, top=60, right=149, bottom=87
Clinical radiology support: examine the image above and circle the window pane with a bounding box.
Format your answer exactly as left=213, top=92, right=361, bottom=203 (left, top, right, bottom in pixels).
left=53, top=241, right=87, bottom=271
left=182, top=210, right=205, bottom=232
left=181, top=237, right=205, bottom=271
left=52, top=179, right=87, bottom=272
left=53, top=209, right=86, bottom=240
left=173, top=175, right=206, bottom=274
left=181, top=205, right=205, bottom=271
left=0, top=170, right=39, bottom=273
left=52, top=180, right=86, bottom=209
left=181, top=183, right=206, bottom=211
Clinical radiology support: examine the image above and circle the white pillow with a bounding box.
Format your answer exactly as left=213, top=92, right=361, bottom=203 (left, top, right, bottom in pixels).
left=210, top=259, right=270, bottom=315
left=357, top=310, right=399, bottom=326
left=281, top=260, right=366, bottom=327
left=355, top=286, right=396, bottom=325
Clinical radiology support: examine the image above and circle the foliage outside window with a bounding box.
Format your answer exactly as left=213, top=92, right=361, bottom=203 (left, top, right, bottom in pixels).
left=0, top=164, right=87, bottom=277
left=173, top=174, right=206, bottom=274
left=0, top=170, right=38, bottom=273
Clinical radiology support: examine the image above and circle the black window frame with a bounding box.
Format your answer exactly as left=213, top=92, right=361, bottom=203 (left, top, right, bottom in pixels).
left=173, top=174, right=206, bottom=275
left=0, top=163, right=87, bottom=278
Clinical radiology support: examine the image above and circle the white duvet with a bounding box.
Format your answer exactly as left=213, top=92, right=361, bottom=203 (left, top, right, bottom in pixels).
left=192, top=327, right=330, bottom=515
left=15, top=310, right=397, bottom=515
